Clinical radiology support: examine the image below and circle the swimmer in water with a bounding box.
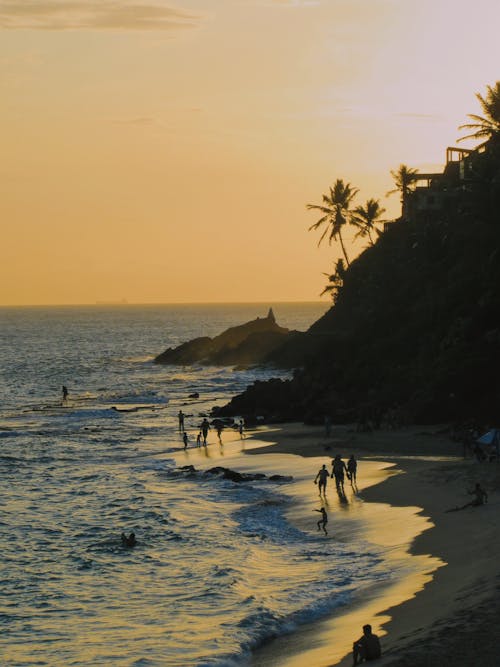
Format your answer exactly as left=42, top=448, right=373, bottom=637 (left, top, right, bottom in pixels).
left=121, top=532, right=136, bottom=547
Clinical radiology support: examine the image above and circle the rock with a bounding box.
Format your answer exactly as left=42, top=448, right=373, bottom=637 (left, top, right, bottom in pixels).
left=204, top=467, right=266, bottom=483
left=154, top=309, right=296, bottom=367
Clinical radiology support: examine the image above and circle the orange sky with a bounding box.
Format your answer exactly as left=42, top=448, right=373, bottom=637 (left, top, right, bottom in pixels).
left=1, top=0, right=500, bottom=305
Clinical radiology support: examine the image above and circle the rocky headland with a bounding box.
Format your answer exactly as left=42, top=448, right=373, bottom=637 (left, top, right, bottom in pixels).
left=214, top=136, right=500, bottom=426
left=154, top=308, right=295, bottom=367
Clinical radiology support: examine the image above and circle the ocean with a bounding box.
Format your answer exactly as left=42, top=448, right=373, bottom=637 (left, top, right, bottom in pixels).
left=0, top=303, right=399, bottom=666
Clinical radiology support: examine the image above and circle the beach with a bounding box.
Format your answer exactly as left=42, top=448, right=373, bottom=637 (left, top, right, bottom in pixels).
left=244, top=422, right=500, bottom=667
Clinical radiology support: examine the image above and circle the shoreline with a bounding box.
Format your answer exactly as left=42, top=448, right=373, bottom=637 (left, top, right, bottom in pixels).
left=243, top=422, right=500, bottom=666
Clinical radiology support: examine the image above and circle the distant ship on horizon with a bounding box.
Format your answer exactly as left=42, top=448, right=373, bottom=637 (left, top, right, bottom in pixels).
left=95, top=298, right=128, bottom=305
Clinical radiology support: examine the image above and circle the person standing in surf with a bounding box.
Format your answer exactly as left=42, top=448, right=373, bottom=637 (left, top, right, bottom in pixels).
left=178, top=410, right=185, bottom=431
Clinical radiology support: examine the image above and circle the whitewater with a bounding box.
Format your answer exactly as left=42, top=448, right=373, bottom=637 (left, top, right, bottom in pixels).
left=0, top=303, right=402, bottom=666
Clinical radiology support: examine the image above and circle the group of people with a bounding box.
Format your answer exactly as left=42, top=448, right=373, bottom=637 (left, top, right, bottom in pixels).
left=180, top=412, right=212, bottom=449
left=313, top=455, right=358, bottom=536
left=314, top=454, right=358, bottom=496
left=179, top=410, right=245, bottom=449
left=312, top=455, right=382, bottom=663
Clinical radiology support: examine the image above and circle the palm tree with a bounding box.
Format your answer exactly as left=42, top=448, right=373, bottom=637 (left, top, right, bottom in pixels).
left=307, top=179, right=359, bottom=266
left=458, top=81, right=500, bottom=143
left=321, top=259, right=346, bottom=303
left=386, top=164, right=418, bottom=219
left=351, top=198, right=386, bottom=245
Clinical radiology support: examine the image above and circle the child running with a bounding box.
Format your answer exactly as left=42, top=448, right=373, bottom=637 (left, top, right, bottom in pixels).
left=314, top=507, right=328, bottom=534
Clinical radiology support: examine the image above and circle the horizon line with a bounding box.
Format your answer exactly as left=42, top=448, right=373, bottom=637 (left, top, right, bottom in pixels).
left=0, top=299, right=328, bottom=308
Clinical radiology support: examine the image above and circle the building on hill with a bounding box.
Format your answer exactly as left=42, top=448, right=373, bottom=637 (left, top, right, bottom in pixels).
left=401, top=140, right=491, bottom=224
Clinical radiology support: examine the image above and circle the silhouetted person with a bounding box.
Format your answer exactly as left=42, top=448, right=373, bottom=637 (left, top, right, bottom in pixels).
left=216, top=425, right=223, bottom=444
left=461, top=483, right=488, bottom=508
left=62, top=385, right=68, bottom=403
left=314, top=507, right=328, bottom=534
left=314, top=464, right=329, bottom=495
left=121, top=532, right=136, bottom=547
left=331, top=454, right=348, bottom=493
left=183, top=432, right=188, bottom=449
left=353, top=624, right=381, bottom=665
left=239, top=419, right=245, bottom=439
left=196, top=431, right=202, bottom=447
left=347, top=455, right=357, bottom=483
left=446, top=482, right=489, bottom=512
left=201, top=418, right=210, bottom=445
left=178, top=410, right=185, bottom=431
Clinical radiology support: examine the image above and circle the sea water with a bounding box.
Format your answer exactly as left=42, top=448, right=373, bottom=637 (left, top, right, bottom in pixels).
left=0, top=303, right=393, bottom=666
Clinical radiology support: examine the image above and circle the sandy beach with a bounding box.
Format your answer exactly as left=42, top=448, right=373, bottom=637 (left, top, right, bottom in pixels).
left=242, top=422, right=500, bottom=667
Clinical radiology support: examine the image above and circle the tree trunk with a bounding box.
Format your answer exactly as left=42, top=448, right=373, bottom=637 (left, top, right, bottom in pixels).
left=338, top=231, right=350, bottom=266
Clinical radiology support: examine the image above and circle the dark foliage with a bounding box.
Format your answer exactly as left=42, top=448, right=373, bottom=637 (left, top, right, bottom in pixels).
left=216, top=137, right=500, bottom=425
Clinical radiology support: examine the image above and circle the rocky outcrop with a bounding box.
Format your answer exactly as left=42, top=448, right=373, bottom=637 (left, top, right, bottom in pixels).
left=173, top=465, right=293, bottom=483
left=154, top=308, right=296, bottom=367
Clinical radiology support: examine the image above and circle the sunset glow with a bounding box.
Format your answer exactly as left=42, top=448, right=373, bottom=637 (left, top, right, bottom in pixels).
left=2, top=0, right=500, bottom=305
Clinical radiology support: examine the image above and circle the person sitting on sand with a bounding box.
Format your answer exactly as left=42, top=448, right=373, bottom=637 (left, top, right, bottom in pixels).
left=462, top=482, right=488, bottom=508
left=446, top=482, right=488, bottom=512
left=352, top=624, right=381, bottom=665
left=314, top=464, right=329, bottom=495
left=121, top=532, right=136, bottom=547
left=314, top=507, right=328, bottom=534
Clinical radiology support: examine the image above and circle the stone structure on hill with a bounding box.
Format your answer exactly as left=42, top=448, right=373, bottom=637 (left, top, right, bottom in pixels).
left=154, top=309, right=295, bottom=367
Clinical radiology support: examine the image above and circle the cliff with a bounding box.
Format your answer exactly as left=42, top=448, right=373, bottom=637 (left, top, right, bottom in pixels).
left=215, top=138, right=500, bottom=425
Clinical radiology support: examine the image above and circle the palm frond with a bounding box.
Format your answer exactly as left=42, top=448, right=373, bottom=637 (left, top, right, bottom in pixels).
left=308, top=214, right=329, bottom=231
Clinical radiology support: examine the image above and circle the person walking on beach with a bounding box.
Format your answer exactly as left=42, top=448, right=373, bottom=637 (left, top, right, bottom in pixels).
left=216, top=424, right=223, bottom=444
left=178, top=410, right=185, bottom=431
left=238, top=419, right=245, bottom=439
left=196, top=431, right=202, bottom=447
left=352, top=624, right=381, bottom=665
left=347, top=455, right=358, bottom=484
left=331, top=454, right=348, bottom=493
left=183, top=431, right=188, bottom=449
left=314, top=507, right=328, bottom=534
left=314, top=464, right=329, bottom=495
left=62, top=385, right=68, bottom=404
left=201, top=418, right=210, bottom=445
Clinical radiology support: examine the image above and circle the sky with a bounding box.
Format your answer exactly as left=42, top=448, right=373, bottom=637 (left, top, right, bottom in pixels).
left=2, top=0, right=500, bottom=305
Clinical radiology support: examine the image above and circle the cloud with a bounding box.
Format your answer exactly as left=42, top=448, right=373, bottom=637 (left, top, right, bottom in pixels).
left=267, top=1, right=320, bottom=5
left=395, top=112, right=444, bottom=124
left=0, top=1, right=200, bottom=31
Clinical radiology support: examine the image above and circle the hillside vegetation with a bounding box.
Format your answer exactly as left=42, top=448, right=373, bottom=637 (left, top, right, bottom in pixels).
left=217, top=123, right=500, bottom=425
